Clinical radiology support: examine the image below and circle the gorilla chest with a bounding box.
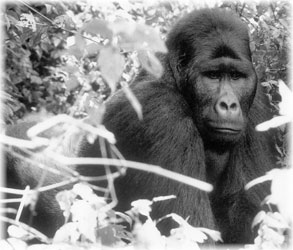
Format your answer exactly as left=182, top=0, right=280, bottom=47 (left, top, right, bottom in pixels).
left=205, top=149, right=230, bottom=185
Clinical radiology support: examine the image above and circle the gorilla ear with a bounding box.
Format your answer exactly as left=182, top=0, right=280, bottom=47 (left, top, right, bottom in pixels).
left=166, top=36, right=193, bottom=87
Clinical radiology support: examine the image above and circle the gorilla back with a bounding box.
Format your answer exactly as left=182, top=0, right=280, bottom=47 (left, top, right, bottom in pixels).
left=6, top=8, right=277, bottom=244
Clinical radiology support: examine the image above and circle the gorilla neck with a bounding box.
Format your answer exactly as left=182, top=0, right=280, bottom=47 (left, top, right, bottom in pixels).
left=205, top=145, right=231, bottom=185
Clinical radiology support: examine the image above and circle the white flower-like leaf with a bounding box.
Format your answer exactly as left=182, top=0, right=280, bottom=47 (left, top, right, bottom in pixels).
left=256, top=80, right=293, bottom=131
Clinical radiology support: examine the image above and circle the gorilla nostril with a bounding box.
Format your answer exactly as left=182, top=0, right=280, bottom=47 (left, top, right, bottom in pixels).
left=230, top=102, right=238, bottom=110
left=220, top=101, right=229, bottom=110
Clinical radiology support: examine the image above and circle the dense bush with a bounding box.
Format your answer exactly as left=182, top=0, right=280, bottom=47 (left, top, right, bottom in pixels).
left=3, top=1, right=290, bottom=123
left=1, top=1, right=291, bottom=249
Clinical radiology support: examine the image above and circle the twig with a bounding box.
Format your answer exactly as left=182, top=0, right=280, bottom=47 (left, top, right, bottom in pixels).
left=5, top=146, right=78, bottom=178
left=0, top=178, right=78, bottom=197
left=0, top=215, right=50, bottom=243
left=16, top=186, right=30, bottom=222
left=0, top=198, right=23, bottom=204
left=0, top=187, right=29, bottom=195
left=0, top=135, right=48, bottom=149
left=80, top=172, right=120, bottom=182
left=47, top=152, right=213, bottom=192
left=245, top=175, right=273, bottom=190
left=36, top=177, right=79, bottom=192
left=26, top=114, right=115, bottom=143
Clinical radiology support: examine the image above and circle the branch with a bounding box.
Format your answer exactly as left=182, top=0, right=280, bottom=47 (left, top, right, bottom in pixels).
left=0, top=216, right=50, bottom=243
left=47, top=152, right=213, bottom=192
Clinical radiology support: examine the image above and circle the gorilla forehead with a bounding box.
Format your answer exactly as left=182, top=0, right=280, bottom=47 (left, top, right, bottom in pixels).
left=166, top=8, right=252, bottom=61
left=167, top=8, right=249, bottom=43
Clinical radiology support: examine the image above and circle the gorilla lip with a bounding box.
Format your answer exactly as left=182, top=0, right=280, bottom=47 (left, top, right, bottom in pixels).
left=213, top=127, right=241, bottom=134
left=206, top=121, right=242, bottom=134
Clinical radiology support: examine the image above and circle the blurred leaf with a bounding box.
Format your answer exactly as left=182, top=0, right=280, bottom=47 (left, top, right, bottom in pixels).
left=17, top=13, right=36, bottom=31
left=138, top=50, right=163, bottom=78
left=133, top=218, right=165, bottom=249
left=111, top=21, right=167, bottom=52
left=82, top=19, right=113, bottom=39
left=65, top=75, right=80, bottom=91
left=67, top=44, right=84, bottom=59
left=75, top=32, right=86, bottom=49
left=278, top=80, right=293, bottom=117
left=85, top=42, right=101, bottom=56
left=98, top=47, right=125, bottom=92
left=131, top=199, right=152, bottom=217
left=121, top=82, right=142, bottom=120
left=53, top=14, right=74, bottom=29
left=97, top=226, right=120, bottom=246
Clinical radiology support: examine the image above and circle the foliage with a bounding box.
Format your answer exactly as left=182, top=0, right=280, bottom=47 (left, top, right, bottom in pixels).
left=245, top=81, right=293, bottom=249
left=1, top=0, right=291, bottom=249
left=1, top=182, right=221, bottom=249
left=3, top=1, right=290, bottom=123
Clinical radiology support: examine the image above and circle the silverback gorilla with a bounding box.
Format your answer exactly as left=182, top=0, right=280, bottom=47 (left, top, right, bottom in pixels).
left=6, top=8, right=277, bottom=244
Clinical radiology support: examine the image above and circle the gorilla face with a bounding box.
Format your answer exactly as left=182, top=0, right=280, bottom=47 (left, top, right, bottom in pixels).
left=191, top=57, right=257, bottom=145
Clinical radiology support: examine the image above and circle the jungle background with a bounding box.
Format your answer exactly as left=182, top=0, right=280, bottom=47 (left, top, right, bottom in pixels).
left=1, top=0, right=291, bottom=249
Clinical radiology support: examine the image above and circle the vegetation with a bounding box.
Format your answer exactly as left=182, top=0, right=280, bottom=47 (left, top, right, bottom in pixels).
left=1, top=1, right=291, bottom=249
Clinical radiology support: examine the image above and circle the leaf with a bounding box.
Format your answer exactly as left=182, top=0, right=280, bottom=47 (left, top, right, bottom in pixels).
left=198, top=228, right=222, bottom=242
left=65, top=75, right=80, bottom=91
left=269, top=168, right=293, bottom=221
left=17, top=13, right=36, bottom=32
left=98, top=47, right=125, bottom=92
left=53, top=222, right=80, bottom=243
left=85, top=42, right=101, bottom=56
left=53, top=14, right=74, bottom=29
left=278, top=80, right=293, bottom=116
left=70, top=200, right=97, bottom=242
left=82, top=19, right=113, bottom=39
left=133, top=218, right=165, bottom=249
left=73, top=183, right=106, bottom=208
left=256, top=80, right=293, bottom=131
left=66, top=33, right=87, bottom=59
left=256, top=116, right=291, bottom=131
left=0, top=237, right=27, bottom=250
left=131, top=199, right=152, bottom=217
left=8, top=225, right=30, bottom=239
left=56, top=190, right=76, bottom=220
left=75, top=32, right=86, bottom=49
left=30, top=75, right=42, bottom=84
left=97, top=226, right=121, bottom=246
left=165, top=213, right=222, bottom=243
left=252, top=211, right=266, bottom=228
left=137, top=50, right=163, bottom=78
left=131, top=24, right=167, bottom=52
left=111, top=21, right=167, bottom=52
left=121, top=82, right=142, bottom=120
left=67, top=44, right=84, bottom=59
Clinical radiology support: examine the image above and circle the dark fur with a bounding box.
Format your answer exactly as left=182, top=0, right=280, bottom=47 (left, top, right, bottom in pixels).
left=5, top=8, right=277, bottom=244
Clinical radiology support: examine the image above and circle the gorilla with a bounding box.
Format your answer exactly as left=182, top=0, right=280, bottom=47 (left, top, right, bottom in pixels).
left=5, top=8, right=278, bottom=244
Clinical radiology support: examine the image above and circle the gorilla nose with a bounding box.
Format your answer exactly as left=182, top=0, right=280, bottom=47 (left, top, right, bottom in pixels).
left=216, top=97, right=240, bottom=118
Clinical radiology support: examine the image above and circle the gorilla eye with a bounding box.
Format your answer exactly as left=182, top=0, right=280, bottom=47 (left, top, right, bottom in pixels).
left=204, top=71, right=221, bottom=79
left=230, top=72, right=244, bottom=80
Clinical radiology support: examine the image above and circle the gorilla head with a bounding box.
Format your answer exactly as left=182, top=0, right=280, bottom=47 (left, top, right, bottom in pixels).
left=166, top=9, right=257, bottom=146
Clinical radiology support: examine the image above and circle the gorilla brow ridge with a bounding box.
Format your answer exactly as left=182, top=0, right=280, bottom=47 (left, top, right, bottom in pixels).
left=195, top=57, right=253, bottom=76
left=212, top=45, right=239, bottom=60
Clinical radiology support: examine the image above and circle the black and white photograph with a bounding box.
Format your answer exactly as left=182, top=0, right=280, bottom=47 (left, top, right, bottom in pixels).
left=0, top=0, right=291, bottom=249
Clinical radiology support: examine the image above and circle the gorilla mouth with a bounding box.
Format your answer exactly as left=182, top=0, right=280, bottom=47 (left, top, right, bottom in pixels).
left=212, top=127, right=241, bottom=134
left=206, top=122, right=243, bottom=135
